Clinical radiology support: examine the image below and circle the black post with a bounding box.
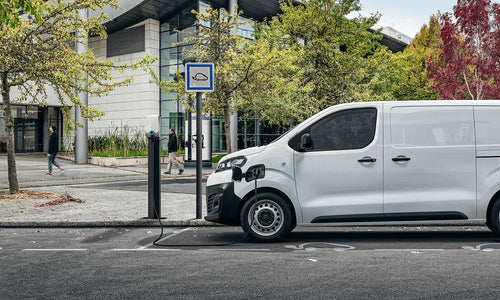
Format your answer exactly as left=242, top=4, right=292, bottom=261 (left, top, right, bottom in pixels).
left=148, top=135, right=161, bottom=218
left=196, top=92, right=202, bottom=219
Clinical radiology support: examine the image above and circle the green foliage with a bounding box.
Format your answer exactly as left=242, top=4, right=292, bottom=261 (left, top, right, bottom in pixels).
left=0, top=0, right=157, bottom=134
left=236, top=0, right=384, bottom=123
left=399, top=14, right=441, bottom=100
left=88, top=127, right=148, bottom=157
left=354, top=14, right=442, bottom=101
left=211, top=154, right=226, bottom=164
left=0, top=0, right=48, bottom=29
left=153, top=5, right=256, bottom=153
left=0, top=0, right=156, bottom=193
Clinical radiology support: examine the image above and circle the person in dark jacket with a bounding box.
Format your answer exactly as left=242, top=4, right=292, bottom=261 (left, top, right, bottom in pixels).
left=164, top=128, right=184, bottom=175
left=46, top=126, right=63, bottom=175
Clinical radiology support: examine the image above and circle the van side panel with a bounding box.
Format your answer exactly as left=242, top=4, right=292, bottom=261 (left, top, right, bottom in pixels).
left=474, top=106, right=500, bottom=220
left=384, top=105, right=477, bottom=218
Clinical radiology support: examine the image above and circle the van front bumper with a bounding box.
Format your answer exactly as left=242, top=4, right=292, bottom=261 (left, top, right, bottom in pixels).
left=205, top=182, right=242, bottom=226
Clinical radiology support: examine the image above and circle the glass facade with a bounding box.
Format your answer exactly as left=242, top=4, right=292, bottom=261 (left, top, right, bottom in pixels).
left=0, top=105, right=62, bottom=153
left=159, top=0, right=286, bottom=153
left=159, top=1, right=198, bottom=151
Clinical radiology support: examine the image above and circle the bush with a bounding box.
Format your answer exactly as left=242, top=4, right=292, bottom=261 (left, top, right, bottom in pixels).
left=212, top=154, right=226, bottom=164
left=88, top=126, right=148, bottom=157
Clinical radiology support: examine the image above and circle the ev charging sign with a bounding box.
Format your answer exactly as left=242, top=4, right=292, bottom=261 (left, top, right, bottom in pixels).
left=185, top=63, right=214, bottom=92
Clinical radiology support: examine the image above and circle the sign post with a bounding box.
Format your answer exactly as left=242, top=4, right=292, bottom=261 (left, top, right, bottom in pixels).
left=186, top=63, right=214, bottom=219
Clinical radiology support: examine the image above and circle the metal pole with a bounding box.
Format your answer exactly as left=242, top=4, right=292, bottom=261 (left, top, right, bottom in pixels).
left=196, top=92, right=203, bottom=219
left=229, top=0, right=238, bottom=153
left=75, top=9, right=88, bottom=164
left=187, top=95, right=192, bottom=161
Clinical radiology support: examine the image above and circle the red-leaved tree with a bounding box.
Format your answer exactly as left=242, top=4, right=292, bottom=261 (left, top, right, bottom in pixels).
left=428, top=0, right=499, bottom=99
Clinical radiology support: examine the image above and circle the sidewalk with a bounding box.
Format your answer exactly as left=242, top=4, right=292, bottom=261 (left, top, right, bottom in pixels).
left=0, top=154, right=216, bottom=227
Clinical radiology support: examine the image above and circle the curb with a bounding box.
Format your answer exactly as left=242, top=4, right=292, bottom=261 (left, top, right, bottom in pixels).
left=0, top=219, right=220, bottom=228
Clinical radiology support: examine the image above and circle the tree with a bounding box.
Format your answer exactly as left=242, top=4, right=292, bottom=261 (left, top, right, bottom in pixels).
left=233, top=27, right=315, bottom=126
left=157, top=6, right=270, bottom=153
left=428, top=0, right=500, bottom=100
left=0, top=0, right=155, bottom=193
left=0, top=0, right=47, bottom=28
left=272, top=0, right=381, bottom=108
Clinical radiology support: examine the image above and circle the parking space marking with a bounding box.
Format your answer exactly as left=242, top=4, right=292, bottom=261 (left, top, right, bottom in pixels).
left=110, top=248, right=182, bottom=252
left=285, top=242, right=356, bottom=251
left=373, top=249, right=444, bottom=252
left=197, top=249, right=271, bottom=252
left=462, top=243, right=500, bottom=251
left=150, top=227, right=193, bottom=245
left=110, top=228, right=193, bottom=251
left=22, top=249, right=87, bottom=251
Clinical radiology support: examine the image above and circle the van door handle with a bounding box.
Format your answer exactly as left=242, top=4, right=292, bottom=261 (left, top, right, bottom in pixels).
left=358, top=156, right=376, bottom=163
left=392, top=155, right=411, bottom=162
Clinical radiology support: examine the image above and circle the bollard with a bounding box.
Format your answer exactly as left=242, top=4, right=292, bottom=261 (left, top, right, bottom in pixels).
left=147, top=130, right=161, bottom=219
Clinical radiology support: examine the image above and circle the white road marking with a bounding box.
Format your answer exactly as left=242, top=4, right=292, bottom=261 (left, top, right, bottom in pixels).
left=22, top=249, right=87, bottom=251
left=113, top=228, right=193, bottom=251
left=285, top=242, right=355, bottom=251
left=373, top=249, right=444, bottom=252
left=461, top=243, right=500, bottom=251
left=150, top=228, right=193, bottom=245
left=110, top=248, right=182, bottom=252
left=197, top=249, right=271, bottom=252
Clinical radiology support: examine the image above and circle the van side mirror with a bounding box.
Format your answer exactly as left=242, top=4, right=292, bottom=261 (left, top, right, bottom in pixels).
left=299, top=133, right=313, bottom=152
left=232, top=166, right=243, bottom=182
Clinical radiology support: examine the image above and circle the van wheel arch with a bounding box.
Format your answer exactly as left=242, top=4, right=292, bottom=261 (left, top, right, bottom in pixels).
left=239, top=187, right=297, bottom=231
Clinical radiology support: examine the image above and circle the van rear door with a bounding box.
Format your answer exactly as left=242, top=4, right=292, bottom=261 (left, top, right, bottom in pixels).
left=383, top=104, right=476, bottom=219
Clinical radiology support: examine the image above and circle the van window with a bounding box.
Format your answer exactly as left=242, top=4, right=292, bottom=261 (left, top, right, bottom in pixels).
left=301, top=108, right=377, bottom=151
left=474, top=107, right=500, bottom=146
left=390, top=106, right=473, bottom=147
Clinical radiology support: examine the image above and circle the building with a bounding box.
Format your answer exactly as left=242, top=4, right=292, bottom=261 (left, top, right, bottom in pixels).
left=0, top=0, right=410, bottom=154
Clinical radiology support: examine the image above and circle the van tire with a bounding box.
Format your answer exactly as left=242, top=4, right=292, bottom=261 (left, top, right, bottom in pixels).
left=489, top=200, right=500, bottom=236
left=240, top=192, right=293, bottom=242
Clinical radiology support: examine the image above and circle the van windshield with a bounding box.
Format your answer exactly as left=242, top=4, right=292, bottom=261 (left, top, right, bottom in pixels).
left=270, top=126, right=296, bottom=144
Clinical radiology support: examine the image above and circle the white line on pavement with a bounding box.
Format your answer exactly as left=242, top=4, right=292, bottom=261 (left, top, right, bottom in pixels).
left=22, top=249, right=87, bottom=251
left=110, top=248, right=182, bottom=252
left=373, top=249, right=444, bottom=252
left=139, top=227, right=193, bottom=249
left=108, top=228, right=194, bottom=252
left=197, top=249, right=271, bottom=252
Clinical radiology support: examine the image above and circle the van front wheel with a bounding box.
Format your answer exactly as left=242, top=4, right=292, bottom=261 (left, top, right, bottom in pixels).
left=489, top=200, right=500, bottom=236
left=240, top=193, right=293, bottom=241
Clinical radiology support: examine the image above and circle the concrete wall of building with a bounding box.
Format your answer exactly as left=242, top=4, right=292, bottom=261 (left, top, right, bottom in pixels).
left=1, top=18, right=160, bottom=152
left=87, top=18, right=160, bottom=137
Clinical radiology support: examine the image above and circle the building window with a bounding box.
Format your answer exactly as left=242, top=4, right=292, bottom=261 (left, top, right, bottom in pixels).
left=107, top=25, right=145, bottom=57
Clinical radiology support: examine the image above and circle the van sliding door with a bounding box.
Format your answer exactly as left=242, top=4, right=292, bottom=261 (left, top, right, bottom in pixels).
left=383, top=104, right=476, bottom=219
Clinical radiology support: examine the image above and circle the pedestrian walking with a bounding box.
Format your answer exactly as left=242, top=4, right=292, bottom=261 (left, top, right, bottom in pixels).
left=46, top=126, right=63, bottom=175
left=164, top=128, right=184, bottom=175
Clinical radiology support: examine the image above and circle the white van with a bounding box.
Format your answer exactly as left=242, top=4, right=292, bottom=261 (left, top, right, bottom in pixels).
left=205, top=101, right=500, bottom=241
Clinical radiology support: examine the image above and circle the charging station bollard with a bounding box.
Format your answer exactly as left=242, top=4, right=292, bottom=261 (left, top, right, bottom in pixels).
left=147, top=130, right=161, bottom=219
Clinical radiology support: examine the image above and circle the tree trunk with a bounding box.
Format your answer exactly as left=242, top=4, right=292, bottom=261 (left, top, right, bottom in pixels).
left=223, top=108, right=232, bottom=154
left=1, top=73, right=19, bottom=194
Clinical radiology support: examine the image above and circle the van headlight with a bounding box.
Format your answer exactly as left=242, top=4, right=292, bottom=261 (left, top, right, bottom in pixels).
left=216, top=156, right=247, bottom=172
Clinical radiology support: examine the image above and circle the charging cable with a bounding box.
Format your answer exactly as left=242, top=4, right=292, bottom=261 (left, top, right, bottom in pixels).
left=152, top=167, right=262, bottom=247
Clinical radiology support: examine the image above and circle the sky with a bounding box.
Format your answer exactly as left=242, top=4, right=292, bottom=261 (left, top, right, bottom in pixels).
left=353, top=0, right=458, bottom=38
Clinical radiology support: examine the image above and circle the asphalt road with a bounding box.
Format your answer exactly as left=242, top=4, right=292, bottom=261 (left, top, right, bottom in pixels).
left=1, top=226, right=499, bottom=299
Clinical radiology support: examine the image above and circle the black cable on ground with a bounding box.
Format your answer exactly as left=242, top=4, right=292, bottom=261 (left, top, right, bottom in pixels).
left=152, top=175, right=259, bottom=247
